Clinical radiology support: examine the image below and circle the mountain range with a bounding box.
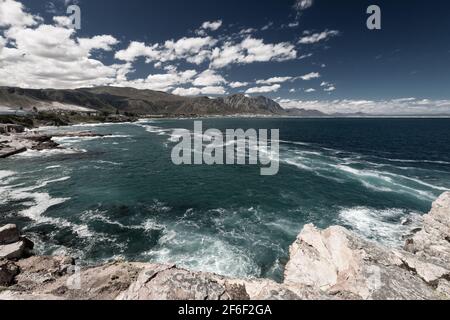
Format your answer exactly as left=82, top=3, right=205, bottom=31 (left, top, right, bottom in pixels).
left=0, top=86, right=329, bottom=117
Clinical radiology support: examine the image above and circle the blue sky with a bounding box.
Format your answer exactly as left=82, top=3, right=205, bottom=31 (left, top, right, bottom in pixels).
left=1, top=0, right=450, bottom=114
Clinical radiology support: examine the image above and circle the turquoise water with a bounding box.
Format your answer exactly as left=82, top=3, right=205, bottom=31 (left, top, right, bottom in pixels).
left=1, top=118, right=450, bottom=281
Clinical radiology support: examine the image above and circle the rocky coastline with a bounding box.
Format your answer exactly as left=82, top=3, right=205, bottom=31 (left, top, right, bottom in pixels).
left=1, top=192, right=449, bottom=300
left=0, top=129, right=110, bottom=159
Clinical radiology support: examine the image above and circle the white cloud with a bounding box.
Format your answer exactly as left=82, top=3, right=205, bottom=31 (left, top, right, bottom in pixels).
left=298, top=30, right=339, bottom=44
left=0, top=35, right=5, bottom=53
left=256, top=76, right=293, bottom=85
left=164, top=36, right=217, bottom=59
left=115, top=36, right=217, bottom=65
left=0, top=1, right=337, bottom=98
left=240, top=37, right=297, bottom=64
left=210, top=37, right=297, bottom=69
left=299, top=53, right=313, bottom=59
left=193, top=69, right=226, bottom=87
left=261, top=22, right=274, bottom=31
left=305, top=88, right=316, bottom=93
left=245, top=84, right=281, bottom=94
left=114, top=41, right=160, bottom=62
left=294, top=0, right=314, bottom=11
left=172, top=87, right=202, bottom=96
left=0, top=3, right=120, bottom=89
left=115, top=69, right=198, bottom=92
left=200, top=85, right=226, bottom=95
left=239, top=28, right=257, bottom=35
left=201, top=20, right=223, bottom=31
left=53, top=16, right=72, bottom=28
left=324, top=86, right=336, bottom=92
left=172, top=85, right=226, bottom=96
left=0, top=0, right=39, bottom=27
left=229, top=81, right=249, bottom=88
left=300, top=72, right=320, bottom=80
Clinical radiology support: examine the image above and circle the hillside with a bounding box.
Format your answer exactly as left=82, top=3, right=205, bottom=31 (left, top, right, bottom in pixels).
left=0, top=87, right=291, bottom=116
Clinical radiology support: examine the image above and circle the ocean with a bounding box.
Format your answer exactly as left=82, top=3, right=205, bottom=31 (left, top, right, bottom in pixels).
left=1, top=118, right=449, bottom=282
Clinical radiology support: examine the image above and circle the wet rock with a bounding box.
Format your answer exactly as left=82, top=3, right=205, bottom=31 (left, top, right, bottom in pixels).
left=0, top=224, right=20, bottom=245
left=0, top=241, right=30, bottom=260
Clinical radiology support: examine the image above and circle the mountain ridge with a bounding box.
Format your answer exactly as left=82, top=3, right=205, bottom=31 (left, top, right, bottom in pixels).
left=0, top=86, right=296, bottom=116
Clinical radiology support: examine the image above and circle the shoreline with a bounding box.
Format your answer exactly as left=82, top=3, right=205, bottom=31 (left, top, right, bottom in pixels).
left=1, top=192, right=449, bottom=300
left=3, top=111, right=450, bottom=160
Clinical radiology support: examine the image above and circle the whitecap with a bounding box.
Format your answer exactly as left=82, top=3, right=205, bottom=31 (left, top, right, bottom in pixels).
left=339, top=206, right=423, bottom=247
left=46, top=165, right=62, bottom=169
left=144, top=233, right=261, bottom=279
left=14, top=148, right=86, bottom=158
left=0, top=170, right=16, bottom=183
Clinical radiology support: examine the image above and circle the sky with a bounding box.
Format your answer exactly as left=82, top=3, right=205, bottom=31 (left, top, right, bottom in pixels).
left=1, top=0, right=450, bottom=114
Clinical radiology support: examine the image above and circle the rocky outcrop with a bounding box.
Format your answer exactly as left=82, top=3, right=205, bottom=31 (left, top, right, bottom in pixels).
left=0, top=132, right=60, bottom=158
left=0, top=124, right=25, bottom=134
left=0, top=131, right=105, bottom=158
left=0, top=192, right=449, bottom=300
left=0, top=224, right=20, bottom=245
left=0, top=225, right=34, bottom=261
left=281, top=192, right=450, bottom=300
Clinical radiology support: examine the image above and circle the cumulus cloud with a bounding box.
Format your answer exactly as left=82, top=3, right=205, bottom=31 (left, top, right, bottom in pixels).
left=201, top=20, right=223, bottom=31
left=0, top=0, right=336, bottom=98
left=0, top=1, right=304, bottom=92
left=210, top=37, right=297, bottom=69
left=115, top=36, right=217, bottom=65
left=229, top=81, right=249, bottom=88
left=298, top=30, right=339, bottom=44
left=193, top=69, right=226, bottom=87
left=245, top=84, right=281, bottom=94
left=114, top=69, right=198, bottom=92
left=0, top=2, right=121, bottom=89
left=305, top=88, right=316, bottom=93
left=114, top=41, right=160, bottom=62
left=172, top=85, right=226, bottom=96
left=0, top=35, right=5, bottom=53
left=0, top=0, right=40, bottom=27
left=320, top=81, right=336, bottom=92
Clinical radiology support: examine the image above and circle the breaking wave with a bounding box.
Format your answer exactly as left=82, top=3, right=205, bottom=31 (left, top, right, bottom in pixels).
left=339, top=206, right=423, bottom=247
